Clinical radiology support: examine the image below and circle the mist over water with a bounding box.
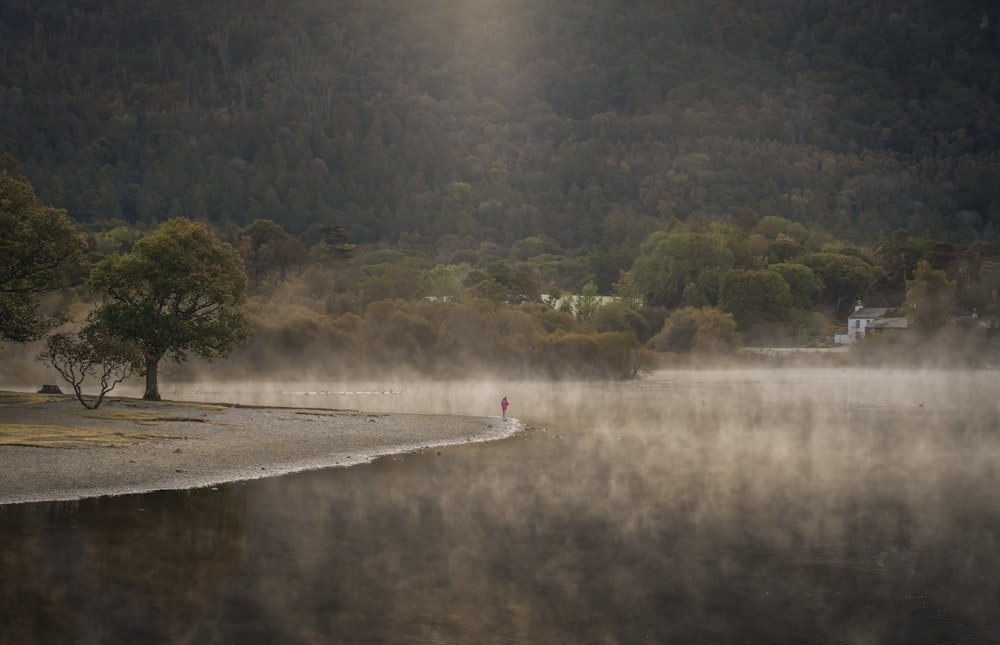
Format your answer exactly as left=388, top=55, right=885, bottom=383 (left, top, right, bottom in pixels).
left=3, top=368, right=1000, bottom=643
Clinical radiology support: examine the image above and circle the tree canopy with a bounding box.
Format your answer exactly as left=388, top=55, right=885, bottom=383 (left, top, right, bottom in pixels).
left=904, top=260, right=957, bottom=332
left=0, top=168, right=86, bottom=342
left=650, top=307, right=738, bottom=354
left=88, top=218, right=251, bottom=400
left=719, top=269, right=795, bottom=331
left=797, top=252, right=879, bottom=315
left=632, top=228, right=735, bottom=309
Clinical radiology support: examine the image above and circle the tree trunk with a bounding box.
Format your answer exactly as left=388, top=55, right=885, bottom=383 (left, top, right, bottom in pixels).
left=143, top=358, right=161, bottom=400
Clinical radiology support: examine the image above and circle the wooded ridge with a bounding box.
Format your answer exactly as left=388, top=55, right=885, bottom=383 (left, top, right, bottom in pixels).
left=1, top=0, right=998, bottom=258
left=3, top=1, right=1000, bottom=377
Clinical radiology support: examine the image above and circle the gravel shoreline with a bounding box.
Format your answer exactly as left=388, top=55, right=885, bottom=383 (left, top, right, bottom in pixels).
left=0, top=392, right=518, bottom=505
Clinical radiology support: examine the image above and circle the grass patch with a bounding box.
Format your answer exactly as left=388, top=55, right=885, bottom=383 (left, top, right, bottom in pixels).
left=0, top=391, right=226, bottom=412
left=0, top=423, right=175, bottom=448
left=83, top=410, right=209, bottom=425
left=0, top=392, right=63, bottom=406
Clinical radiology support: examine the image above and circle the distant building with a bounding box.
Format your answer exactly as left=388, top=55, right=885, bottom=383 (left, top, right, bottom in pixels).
left=834, top=301, right=907, bottom=344
left=541, top=294, right=617, bottom=315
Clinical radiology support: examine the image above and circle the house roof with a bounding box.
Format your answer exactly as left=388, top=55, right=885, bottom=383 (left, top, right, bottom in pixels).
left=849, top=307, right=890, bottom=320
left=868, top=317, right=908, bottom=330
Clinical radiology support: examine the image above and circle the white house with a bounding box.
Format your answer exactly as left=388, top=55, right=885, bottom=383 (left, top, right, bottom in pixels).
left=541, top=293, right=618, bottom=315
left=834, top=301, right=907, bottom=344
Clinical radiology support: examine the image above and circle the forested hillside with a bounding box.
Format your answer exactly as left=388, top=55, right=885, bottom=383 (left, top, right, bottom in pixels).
left=2, top=0, right=999, bottom=256
left=3, top=0, right=1000, bottom=380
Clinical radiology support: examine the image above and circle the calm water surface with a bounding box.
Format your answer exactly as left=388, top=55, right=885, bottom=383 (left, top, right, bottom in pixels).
left=3, top=368, right=1000, bottom=643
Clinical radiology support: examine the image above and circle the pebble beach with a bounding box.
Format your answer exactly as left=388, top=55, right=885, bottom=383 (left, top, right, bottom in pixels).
left=0, top=391, right=516, bottom=505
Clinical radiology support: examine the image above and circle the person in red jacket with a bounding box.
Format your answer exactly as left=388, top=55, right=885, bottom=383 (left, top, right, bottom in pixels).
left=501, top=396, right=509, bottom=421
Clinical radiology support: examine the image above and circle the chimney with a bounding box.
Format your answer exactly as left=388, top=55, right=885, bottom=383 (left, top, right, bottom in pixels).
left=855, top=299, right=863, bottom=312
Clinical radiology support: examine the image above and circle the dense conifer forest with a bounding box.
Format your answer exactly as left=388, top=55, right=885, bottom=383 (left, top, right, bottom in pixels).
left=3, top=1, right=999, bottom=244
left=2, top=1, right=1000, bottom=377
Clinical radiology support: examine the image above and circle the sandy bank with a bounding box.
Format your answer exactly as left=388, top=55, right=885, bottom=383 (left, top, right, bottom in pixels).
left=0, top=391, right=518, bottom=505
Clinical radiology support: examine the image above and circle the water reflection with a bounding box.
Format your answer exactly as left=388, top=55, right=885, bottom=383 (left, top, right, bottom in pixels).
left=3, top=370, right=1000, bottom=643
left=1, top=487, right=247, bottom=644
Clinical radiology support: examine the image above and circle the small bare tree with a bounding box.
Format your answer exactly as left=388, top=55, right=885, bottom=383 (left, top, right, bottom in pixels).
left=37, top=331, right=143, bottom=409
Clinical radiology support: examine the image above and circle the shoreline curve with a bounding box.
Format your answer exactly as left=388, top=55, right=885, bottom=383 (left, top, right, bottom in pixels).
left=0, top=391, right=520, bottom=505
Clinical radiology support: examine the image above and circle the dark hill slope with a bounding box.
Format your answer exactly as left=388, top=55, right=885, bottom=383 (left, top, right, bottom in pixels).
left=1, top=1, right=998, bottom=247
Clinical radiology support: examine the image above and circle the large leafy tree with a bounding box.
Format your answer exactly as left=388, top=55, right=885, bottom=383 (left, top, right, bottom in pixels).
left=904, top=260, right=957, bottom=332
left=0, top=167, right=87, bottom=342
left=88, top=218, right=251, bottom=400
left=770, top=263, right=823, bottom=312
left=631, top=228, right=735, bottom=309
left=719, top=269, right=795, bottom=330
left=798, top=252, right=878, bottom=315
left=238, top=218, right=307, bottom=287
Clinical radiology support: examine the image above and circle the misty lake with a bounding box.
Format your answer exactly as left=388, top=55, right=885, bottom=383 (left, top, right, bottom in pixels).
left=3, top=368, right=1000, bottom=643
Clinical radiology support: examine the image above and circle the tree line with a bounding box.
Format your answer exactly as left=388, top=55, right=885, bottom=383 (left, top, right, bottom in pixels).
left=5, top=164, right=1000, bottom=407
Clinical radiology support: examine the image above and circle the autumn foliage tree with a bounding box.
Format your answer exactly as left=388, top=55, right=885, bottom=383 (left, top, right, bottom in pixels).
left=651, top=307, right=738, bottom=354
